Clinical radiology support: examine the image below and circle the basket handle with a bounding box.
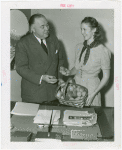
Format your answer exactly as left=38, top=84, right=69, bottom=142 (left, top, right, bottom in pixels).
left=62, top=78, right=76, bottom=98
left=55, top=84, right=62, bottom=98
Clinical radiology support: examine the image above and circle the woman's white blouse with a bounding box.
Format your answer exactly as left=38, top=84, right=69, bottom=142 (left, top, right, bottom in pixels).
left=74, top=43, right=111, bottom=78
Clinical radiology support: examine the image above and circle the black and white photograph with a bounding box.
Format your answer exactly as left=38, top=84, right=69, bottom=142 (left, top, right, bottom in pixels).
left=1, top=1, right=121, bottom=149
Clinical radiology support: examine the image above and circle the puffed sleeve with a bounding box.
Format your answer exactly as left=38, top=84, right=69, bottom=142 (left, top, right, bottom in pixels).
left=100, top=46, right=111, bottom=70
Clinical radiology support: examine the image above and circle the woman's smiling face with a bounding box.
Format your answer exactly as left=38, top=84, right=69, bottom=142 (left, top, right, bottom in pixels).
left=81, top=23, right=95, bottom=41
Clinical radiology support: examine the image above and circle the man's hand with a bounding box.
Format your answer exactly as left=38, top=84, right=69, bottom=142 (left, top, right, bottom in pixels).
left=42, top=75, right=58, bottom=84
left=59, top=66, right=70, bottom=76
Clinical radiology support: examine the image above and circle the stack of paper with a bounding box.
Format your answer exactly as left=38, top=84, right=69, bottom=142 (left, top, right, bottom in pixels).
left=63, top=110, right=97, bottom=126
left=33, top=110, right=60, bottom=125
left=11, top=102, right=39, bottom=116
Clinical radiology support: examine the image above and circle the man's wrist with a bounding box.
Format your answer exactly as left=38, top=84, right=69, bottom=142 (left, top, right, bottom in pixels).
left=39, top=75, right=44, bottom=84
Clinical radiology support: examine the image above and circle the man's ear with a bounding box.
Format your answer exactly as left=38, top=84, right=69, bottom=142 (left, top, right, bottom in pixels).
left=31, top=25, right=35, bottom=33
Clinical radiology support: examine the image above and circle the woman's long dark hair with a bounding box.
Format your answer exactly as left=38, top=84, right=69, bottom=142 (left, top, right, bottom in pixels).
left=81, top=17, right=103, bottom=42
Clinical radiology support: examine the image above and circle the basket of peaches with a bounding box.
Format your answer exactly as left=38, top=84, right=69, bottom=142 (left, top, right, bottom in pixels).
left=55, top=67, right=88, bottom=108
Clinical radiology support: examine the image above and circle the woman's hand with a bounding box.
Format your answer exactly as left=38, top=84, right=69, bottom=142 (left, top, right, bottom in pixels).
left=85, top=92, right=96, bottom=106
left=59, top=66, right=70, bottom=76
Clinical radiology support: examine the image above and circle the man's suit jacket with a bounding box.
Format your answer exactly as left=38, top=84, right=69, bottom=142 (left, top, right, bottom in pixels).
left=15, top=33, right=64, bottom=103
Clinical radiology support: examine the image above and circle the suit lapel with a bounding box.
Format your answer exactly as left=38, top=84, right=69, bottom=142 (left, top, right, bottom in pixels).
left=45, top=37, right=54, bottom=71
left=30, top=33, right=48, bottom=60
left=30, top=33, right=54, bottom=72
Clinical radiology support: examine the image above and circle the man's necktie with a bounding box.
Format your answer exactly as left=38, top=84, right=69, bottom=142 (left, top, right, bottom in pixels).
left=41, top=39, right=48, bottom=54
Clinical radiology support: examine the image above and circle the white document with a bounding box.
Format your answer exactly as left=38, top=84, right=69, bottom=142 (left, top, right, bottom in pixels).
left=33, top=110, right=60, bottom=125
left=11, top=102, right=39, bottom=116
left=63, top=110, right=97, bottom=126
left=35, top=139, right=61, bottom=142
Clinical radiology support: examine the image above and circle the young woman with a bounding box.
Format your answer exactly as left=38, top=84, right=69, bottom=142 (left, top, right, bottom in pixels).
left=61, top=17, right=111, bottom=106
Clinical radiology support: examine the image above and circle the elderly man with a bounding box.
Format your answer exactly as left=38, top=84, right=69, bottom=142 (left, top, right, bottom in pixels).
left=15, top=14, right=64, bottom=104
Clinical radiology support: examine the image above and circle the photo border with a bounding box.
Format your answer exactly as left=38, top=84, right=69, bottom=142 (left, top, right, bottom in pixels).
left=1, top=0, right=121, bottom=149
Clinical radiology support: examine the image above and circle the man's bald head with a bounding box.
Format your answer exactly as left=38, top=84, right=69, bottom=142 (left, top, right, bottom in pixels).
left=29, top=14, right=46, bottom=28
left=29, top=14, right=49, bottom=39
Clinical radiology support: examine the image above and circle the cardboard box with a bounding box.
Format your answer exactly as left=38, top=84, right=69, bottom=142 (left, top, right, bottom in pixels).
left=11, top=131, right=32, bottom=142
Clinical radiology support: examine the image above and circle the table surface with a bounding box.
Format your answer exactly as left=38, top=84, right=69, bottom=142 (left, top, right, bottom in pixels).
left=10, top=101, right=114, bottom=141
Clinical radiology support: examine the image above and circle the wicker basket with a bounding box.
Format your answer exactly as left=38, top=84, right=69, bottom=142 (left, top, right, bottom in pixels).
left=55, top=78, right=88, bottom=108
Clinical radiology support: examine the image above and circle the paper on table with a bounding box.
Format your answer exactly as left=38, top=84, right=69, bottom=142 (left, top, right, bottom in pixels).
left=34, top=110, right=51, bottom=124
left=35, top=139, right=61, bottom=142
left=63, top=110, right=97, bottom=126
left=35, top=132, right=62, bottom=142
left=11, top=102, right=39, bottom=116
left=33, top=110, right=60, bottom=125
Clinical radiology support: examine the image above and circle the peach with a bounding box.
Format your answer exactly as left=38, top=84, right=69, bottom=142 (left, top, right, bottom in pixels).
left=77, top=91, right=82, bottom=97
left=82, top=91, right=86, bottom=97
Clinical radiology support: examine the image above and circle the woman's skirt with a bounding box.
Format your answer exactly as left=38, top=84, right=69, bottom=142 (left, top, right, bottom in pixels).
left=74, top=75, right=101, bottom=106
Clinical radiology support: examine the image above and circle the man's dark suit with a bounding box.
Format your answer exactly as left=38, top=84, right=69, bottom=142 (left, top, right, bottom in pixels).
left=15, top=33, right=64, bottom=103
